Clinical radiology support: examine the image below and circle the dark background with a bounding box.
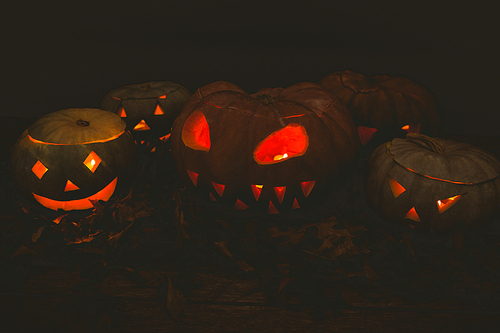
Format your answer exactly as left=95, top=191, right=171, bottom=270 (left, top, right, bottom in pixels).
left=1, top=0, right=498, bottom=136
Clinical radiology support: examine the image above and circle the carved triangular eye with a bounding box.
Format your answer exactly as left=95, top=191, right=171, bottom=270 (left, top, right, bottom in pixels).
left=357, top=126, right=377, bottom=145
left=84, top=151, right=101, bottom=173
left=117, top=107, right=127, bottom=117
left=404, top=207, right=421, bottom=222
left=32, top=160, right=48, bottom=179
left=134, top=119, right=150, bottom=131
left=437, top=194, right=461, bottom=213
left=182, top=111, right=211, bottom=151
left=154, top=104, right=165, bottom=115
left=389, top=176, right=406, bottom=198
left=253, top=123, right=308, bottom=164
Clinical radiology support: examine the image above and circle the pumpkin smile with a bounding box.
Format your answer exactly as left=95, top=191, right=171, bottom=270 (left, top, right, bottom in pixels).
left=32, top=177, right=118, bottom=211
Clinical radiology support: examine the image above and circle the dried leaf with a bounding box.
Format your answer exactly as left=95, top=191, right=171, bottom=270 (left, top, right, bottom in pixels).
left=32, top=226, right=45, bottom=243
left=67, top=231, right=101, bottom=245
left=363, top=256, right=381, bottom=283
left=166, top=278, right=186, bottom=322
left=52, top=214, right=68, bottom=224
left=11, top=244, right=39, bottom=258
left=278, top=277, right=293, bottom=293
left=118, top=205, right=135, bottom=224
left=108, top=222, right=134, bottom=247
left=400, top=233, right=417, bottom=262
left=215, top=241, right=232, bottom=259
left=268, top=225, right=304, bottom=246
left=236, top=260, right=255, bottom=273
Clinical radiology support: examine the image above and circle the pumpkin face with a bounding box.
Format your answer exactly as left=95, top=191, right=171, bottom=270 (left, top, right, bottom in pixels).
left=366, top=133, right=500, bottom=233
left=11, top=109, right=137, bottom=211
left=318, top=70, right=441, bottom=149
left=171, top=81, right=360, bottom=214
left=99, top=81, right=191, bottom=146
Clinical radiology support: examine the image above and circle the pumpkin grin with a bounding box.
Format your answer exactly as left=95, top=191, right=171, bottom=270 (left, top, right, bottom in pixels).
left=32, top=177, right=118, bottom=211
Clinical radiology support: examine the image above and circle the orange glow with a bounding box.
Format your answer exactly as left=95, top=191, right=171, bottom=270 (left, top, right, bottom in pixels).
left=301, top=181, right=315, bottom=198
left=154, top=104, right=165, bottom=115
left=268, top=201, right=279, bottom=214
left=283, top=114, right=305, bottom=119
left=187, top=170, right=199, bottom=186
left=234, top=199, right=249, bottom=210
left=209, top=192, right=217, bottom=201
left=292, top=198, right=300, bottom=209
left=212, top=181, right=225, bottom=197
left=357, top=126, right=378, bottom=145
left=401, top=123, right=421, bottom=133
left=401, top=166, right=474, bottom=185
left=253, top=123, right=308, bottom=164
left=32, top=160, right=48, bottom=179
left=203, top=101, right=222, bottom=109
left=133, top=119, right=151, bottom=131
left=117, top=107, right=127, bottom=117
left=28, top=131, right=125, bottom=145
left=404, top=207, right=421, bottom=222
left=32, top=177, right=117, bottom=211
left=251, top=184, right=263, bottom=201
left=84, top=151, right=101, bottom=173
left=274, top=186, right=286, bottom=203
left=150, top=147, right=156, bottom=152
left=159, top=133, right=171, bottom=141
left=437, top=194, right=461, bottom=213
left=64, top=180, right=80, bottom=192
left=182, top=111, right=211, bottom=151
left=158, top=95, right=167, bottom=99
left=389, top=177, right=406, bottom=198
left=111, top=95, right=121, bottom=100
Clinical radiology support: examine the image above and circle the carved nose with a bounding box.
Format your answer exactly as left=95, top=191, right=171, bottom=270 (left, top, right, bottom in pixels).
left=64, top=180, right=80, bottom=192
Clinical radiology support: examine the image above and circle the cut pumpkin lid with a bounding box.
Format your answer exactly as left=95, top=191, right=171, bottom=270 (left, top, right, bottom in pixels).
left=388, top=136, right=500, bottom=184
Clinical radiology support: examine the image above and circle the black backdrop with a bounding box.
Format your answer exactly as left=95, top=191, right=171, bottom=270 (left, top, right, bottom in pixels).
left=1, top=0, right=498, bottom=136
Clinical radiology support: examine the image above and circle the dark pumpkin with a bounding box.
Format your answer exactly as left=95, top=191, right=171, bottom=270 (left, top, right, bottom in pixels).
left=171, top=81, right=360, bottom=214
left=366, top=133, right=500, bottom=233
left=319, top=70, right=441, bottom=149
left=99, top=81, right=191, bottom=146
left=11, top=108, right=137, bottom=211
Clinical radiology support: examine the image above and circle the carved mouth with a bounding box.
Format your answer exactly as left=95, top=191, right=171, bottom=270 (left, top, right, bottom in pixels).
left=32, top=177, right=118, bottom=211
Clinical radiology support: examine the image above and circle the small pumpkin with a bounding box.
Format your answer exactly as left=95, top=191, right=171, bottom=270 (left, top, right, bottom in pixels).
left=99, top=81, right=191, bottom=146
left=171, top=81, right=360, bottom=214
left=319, top=70, right=441, bottom=148
left=11, top=108, right=137, bottom=211
left=366, top=133, right=500, bottom=233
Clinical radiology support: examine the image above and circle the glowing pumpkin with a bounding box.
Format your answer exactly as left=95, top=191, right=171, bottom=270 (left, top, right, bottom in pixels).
left=171, top=81, right=360, bottom=214
left=99, top=81, right=191, bottom=146
left=366, top=133, right=500, bottom=233
left=11, top=108, right=137, bottom=211
left=318, top=70, right=441, bottom=149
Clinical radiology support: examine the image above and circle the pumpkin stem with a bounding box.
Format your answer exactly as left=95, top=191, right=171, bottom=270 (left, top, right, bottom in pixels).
left=406, top=132, right=443, bottom=154
left=76, top=119, right=90, bottom=127
left=255, top=94, right=275, bottom=104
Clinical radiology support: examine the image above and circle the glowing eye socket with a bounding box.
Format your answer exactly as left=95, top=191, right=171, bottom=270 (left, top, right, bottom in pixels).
left=405, top=207, right=421, bottom=222
left=117, top=107, right=127, bottom=117
left=254, top=123, right=308, bottom=164
left=401, top=123, right=421, bottom=133
left=133, top=119, right=150, bottom=131
left=389, top=177, right=406, bottom=198
left=357, top=126, right=378, bottom=145
left=437, top=194, right=461, bottom=213
left=182, top=111, right=211, bottom=151
left=154, top=104, right=165, bottom=115
left=32, top=160, right=48, bottom=179
left=84, top=151, right=101, bottom=173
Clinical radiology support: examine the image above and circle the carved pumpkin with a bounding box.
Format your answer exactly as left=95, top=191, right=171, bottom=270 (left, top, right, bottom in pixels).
left=171, top=81, right=360, bottom=214
left=318, top=70, right=441, bottom=149
left=366, top=133, right=500, bottom=233
left=11, top=108, right=137, bottom=211
left=99, top=81, right=191, bottom=146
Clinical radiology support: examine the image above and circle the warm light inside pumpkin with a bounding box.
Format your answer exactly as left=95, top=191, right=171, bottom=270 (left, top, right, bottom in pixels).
left=404, top=207, right=421, bottom=222
left=292, top=198, right=300, bottom=209
left=209, top=192, right=216, bottom=201
left=268, top=201, right=279, bottom=214
left=64, top=180, right=80, bottom=192
left=32, top=160, right=48, bottom=179
left=159, top=95, right=167, bottom=99
left=253, top=123, right=308, bottom=164
left=33, top=177, right=117, bottom=211
left=251, top=184, right=263, bottom=200
left=274, top=186, right=286, bottom=203
left=301, top=181, right=315, bottom=198
left=84, top=151, right=101, bottom=173
left=159, top=133, right=171, bottom=141
left=402, top=123, right=421, bottom=133
left=182, top=111, right=211, bottom=151
left=154, top=104, right=165, bottom=115
left=235, top=199, right=249, bottom=210
left=389, top=177, right=406, bottom=198
left=187, top=170, right=199, bottom=186
left=134, top=119, right=151, bottom=131
left=437, top=194, right=461, bottom=213
left=212, top=181, right=225, bottom=197
left=357, top=126, right=378, bottom=145
left=117, top=107, right=127, bottom=117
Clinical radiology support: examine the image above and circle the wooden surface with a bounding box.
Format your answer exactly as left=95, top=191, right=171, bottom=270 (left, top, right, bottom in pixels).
left=1, top=117, right=499, bottom=333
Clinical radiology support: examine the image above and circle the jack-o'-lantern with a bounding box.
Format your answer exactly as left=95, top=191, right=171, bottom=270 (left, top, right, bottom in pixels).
left=99, top=81, right=191, bottom=147
left=366, top=133, right=500, bottom=233
left=319, top=70, right=441, bottom=151
left=11, top=108, right=137, bottom=211
left=171, top=81, right=360, bottom=214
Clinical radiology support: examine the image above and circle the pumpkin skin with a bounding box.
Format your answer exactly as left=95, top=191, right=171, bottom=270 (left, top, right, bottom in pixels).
left=318, top=70, right=441, bottom=149
left=99, top=81, right=191, bottom=145
left=11, top=108, right=137, bottom=211
left=366, top=133, right=500, bottom=233
left=171, top=81, right=360, bottom=214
